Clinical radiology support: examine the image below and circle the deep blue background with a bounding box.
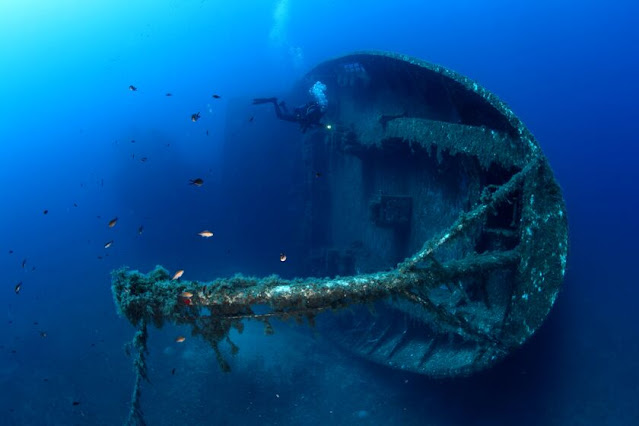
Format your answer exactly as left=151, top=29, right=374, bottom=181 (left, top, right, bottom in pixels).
left=1, top=1, right=638, bottom=424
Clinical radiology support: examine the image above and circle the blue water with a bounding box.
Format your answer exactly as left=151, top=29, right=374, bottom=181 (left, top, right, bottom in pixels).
left=1, top=1, right=638, bottom=424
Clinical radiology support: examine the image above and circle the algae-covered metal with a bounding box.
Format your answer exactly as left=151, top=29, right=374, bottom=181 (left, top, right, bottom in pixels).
left=291, top=51, right=568, bottom=376
left=113, top=53, right=567, bottom=418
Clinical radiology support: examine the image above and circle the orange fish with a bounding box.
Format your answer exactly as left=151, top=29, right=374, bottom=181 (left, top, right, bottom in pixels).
left=175, top=336, right=186, bottom=343
left=180, top=291, right=193, bottom=298
left=280, top=253, right=287, bottom=262
left=108, top=217, right=118, bottom=228
left=198, top=230, right=214, bottom=238
left=172, top=270, right=184, bottom=280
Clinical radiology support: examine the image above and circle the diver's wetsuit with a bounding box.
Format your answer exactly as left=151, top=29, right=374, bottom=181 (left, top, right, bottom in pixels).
left=253, top=97, right=324, bottom=133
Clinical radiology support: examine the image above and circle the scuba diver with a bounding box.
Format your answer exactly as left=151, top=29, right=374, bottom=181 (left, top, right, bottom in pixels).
left=252, top=81, right=328, bottom=133
left=252, top=98, right=324, bottom=133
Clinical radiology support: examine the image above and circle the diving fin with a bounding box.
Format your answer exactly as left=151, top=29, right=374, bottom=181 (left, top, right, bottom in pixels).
left=252, top=97, right=278, bottom=105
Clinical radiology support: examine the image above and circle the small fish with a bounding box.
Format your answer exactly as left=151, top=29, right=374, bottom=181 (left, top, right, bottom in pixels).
left=138, top=225, right=144, bottom=235
left=14, top=282, right=22, bottom=294
left=40, top=331, right=47, bottom=338
left=43, top=209, right=48, bottom=215
left=206, top=130, right=209, bottom=136
left=212, top=94, right=221, bottom=99
left=72, top=401, right=80, bottom=406
left=171, top=368, right=176, bottom=375
left=128, top=85, right=137, bottom=91
left=189, top=178, right=204, bottom=187
left=130, top=139, right=135, bottom=143
left=97, top=256, right=103, bottom=260
left=315, top=172, right=322, bottom=178
left=248, top=116, right=254, bottom=122
left=280, top=253, right=287, bottom=262
left=198, top=230, right=214, bottom=238
left=172, top=270, right=184, bottom=280
left=73, top=203, right=78, bottom=208
left=180, top=291, right=193, bottom=298
left=183, top=298, right=192, bottom=306
left=21, top=258, right=26, bottom=268
left=140, top=157, right=148, bottom=162
left=166, top=93, right=172, bottom=97
left=191, top=112, right=201, bottom=122
left=8, top=250, right=13, bottom=254
left=175, top=336, right=186, bottom=343
left=108, top=217, right=118, bottom=228
left=104, top=240, right=114, bottom=249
